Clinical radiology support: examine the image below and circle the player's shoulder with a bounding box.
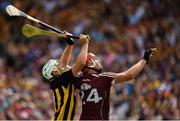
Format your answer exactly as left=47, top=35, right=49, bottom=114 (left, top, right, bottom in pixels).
left=74, top=73, right=99, bottom=79
left=74, top=72, right=83, bottom=79
left=59, top=67, right=74, bottom=81
left=98, top=72, right=116, bottom=78
left=61, top=65, right=71, bottom=74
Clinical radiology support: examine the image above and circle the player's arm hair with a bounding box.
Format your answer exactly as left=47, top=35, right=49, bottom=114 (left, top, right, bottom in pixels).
left=59, top=45, right=73, bottom=67
left=114, top=59, right=146, bottom=84
left=71, top=35, right=89, bottom=75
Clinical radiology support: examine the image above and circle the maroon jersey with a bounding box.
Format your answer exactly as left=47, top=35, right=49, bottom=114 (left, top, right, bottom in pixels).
left=75, top=72, right=115, bottom=120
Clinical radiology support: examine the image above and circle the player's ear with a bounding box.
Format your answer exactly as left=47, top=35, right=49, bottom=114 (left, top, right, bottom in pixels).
left=87, top=59, right=96, bottom=67
left=87, top=59, right=92, bottom=66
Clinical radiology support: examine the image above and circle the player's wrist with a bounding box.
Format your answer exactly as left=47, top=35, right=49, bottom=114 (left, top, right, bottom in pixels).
left=143, top=49, right=152, bottom=64
left=66, top=37, right=74, bottom=45
left=143, top=56, right=149, bottom=64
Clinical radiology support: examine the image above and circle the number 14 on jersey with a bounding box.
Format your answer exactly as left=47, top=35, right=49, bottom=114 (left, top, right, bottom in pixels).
left=81, top=88, right=102, bottom=103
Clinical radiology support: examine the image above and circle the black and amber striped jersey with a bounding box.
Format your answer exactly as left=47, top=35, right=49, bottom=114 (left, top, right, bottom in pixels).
left=49, top=69, right=76, bottom=120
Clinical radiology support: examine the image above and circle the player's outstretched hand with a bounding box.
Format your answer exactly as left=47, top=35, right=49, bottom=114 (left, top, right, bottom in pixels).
left=79, top=34, right=90, bottom=44
left=143, top=48, right=157, bottom=64
left=63, top=31, right=74, bottom=45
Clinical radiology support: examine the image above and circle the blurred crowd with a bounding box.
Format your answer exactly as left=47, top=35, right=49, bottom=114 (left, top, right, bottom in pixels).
left=0, top=0, right=179, bottom=120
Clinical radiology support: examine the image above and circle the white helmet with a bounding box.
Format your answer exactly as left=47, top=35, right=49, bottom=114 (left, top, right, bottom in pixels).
left=42, top=59, right=58, bottom=80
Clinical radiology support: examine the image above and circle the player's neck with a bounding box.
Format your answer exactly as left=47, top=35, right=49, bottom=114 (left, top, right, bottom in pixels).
left=85, top=69, right=98, bottom=75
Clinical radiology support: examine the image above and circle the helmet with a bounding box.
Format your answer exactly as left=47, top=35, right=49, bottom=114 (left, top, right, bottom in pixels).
left=42, top=59, right=58, bottom=80
left=84, top=53, right=103, bottom=72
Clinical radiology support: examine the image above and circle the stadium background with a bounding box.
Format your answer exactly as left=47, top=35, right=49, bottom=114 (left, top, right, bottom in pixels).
left=0, top=0, right=179, bottom=120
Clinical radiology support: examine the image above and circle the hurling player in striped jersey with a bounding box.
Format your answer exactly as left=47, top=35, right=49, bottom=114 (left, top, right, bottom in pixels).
left=42, top=33, right=89, bottom=120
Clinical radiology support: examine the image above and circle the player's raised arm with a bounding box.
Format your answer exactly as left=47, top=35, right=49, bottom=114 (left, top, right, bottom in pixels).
left=71, top=34, right=89, bottom=76
left=58, top=32, right=74, bottom=67
left=114, top=48, right=156, bottom=83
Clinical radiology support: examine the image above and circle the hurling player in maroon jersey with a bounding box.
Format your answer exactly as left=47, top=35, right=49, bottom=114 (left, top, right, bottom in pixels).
left=75, top=48, right=156, bottom=120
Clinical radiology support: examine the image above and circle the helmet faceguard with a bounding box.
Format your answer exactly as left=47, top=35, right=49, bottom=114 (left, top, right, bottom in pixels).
left=42, top=59, right=58, bottom=80
left=82, top=53, right=103, bottom=73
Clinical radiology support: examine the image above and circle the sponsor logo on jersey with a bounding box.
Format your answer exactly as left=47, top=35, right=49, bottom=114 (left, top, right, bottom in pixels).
left=81, top=83, right=91, bottom=90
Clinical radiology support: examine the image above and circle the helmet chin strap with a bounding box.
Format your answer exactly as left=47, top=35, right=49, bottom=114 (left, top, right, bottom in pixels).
left=83, top=58, right=102, bottom=73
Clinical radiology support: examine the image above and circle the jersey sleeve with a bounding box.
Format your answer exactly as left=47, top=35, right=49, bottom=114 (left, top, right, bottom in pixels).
left=50, top=69, right=74, bottom=89
left=73, top=76, right=81, bottom=90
